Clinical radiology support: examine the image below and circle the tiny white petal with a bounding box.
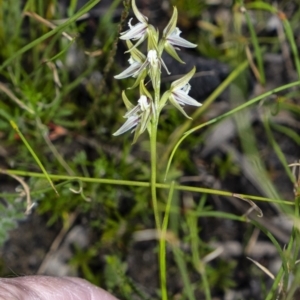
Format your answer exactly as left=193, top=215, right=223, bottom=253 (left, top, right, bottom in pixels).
left=182, top=83, right=191, bottom=94
left=128, top=56, right=135, bottom=65
left=128, top=18, right=134, bottom=29
left=146, top=49, right=170, bottom=74
left=147, top=50, right=158, bottom=66
left=138, top=95, right=149, bottom=111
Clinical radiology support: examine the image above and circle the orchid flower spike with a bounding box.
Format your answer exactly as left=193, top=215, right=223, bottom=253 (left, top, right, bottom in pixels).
left=114, top=0, right=200, bottom=142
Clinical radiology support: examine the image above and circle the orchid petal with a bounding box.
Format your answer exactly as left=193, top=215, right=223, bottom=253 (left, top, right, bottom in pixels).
left=169, top=94, right=192, bottom=119
left=158, top=90, right=172, bottom=112
left=120, top=21, right=147, bottom=41
left=164, top=42, right=185, bottom=64
left=167, top=28, right=197, bottom=48
left=139, top=81, right=153, bottom=101
left=132, top=0, right=148, bottom=24
left=113, top=115, right=139, bottom=136
left=171, top=67, right=196, bottom=90
left=173, top=89, right=201, bottom=107
left=138, top=95, right=149, bottom=111
left=128, top=68, right=147, bottom=89
left=124, top=104, right=140, bottom=118
left=147, top=50, right=158, bottom=67
left=126, top=40, right=146, bottom=62
left=163, top=7, right=178, bottom=38
left=114, top=61, right=142, bottom=79
left=122, top=91, right=134, bottom=110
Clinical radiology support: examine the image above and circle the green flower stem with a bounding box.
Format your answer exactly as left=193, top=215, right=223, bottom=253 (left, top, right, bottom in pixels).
left=150, top=117, right=161, bottom=231
left=150, top=56, right=162, bottom=231
left=150, top=55, right=164, bottom=296
left=150, top=104, right=165, bottom=300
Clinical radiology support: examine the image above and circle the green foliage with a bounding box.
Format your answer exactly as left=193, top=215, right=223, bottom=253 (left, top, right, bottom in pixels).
left=206, top=260, right=236, bottom=291
left=0, top=186, right=27, bottom=245
left=172, top=0, right=205, bottom=18
left=213, top=154, right=240, bottom=180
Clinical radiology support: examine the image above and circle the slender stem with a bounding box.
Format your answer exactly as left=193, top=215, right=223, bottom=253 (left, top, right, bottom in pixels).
left=150, top=117, right=161, bottom=231
left=160, top=182, right=175, bottom=300
left=10, top=120, right=58, bottom=196
left=2, top=169, right=294, bottom=206
left=150, top=53, right=162, bottom=232
left=149, top=56, right=166, bottom=297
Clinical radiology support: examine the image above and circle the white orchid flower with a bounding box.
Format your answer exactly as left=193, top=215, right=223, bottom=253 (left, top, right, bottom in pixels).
left=113, top=89, right=153, bottom=143
left=160, top=67, right=201, bottom=118
left=119, top=0, right=149, bottom=48
left=161, top=7, right=197, bottom=63
left=167, top=27, right=197, bottom=49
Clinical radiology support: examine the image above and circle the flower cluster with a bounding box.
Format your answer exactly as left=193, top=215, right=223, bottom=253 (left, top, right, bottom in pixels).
left=114, top=0, right=201, bottom=142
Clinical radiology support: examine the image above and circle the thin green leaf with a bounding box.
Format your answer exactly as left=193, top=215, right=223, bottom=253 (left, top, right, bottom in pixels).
left=10, top=120, right=59, bottom=196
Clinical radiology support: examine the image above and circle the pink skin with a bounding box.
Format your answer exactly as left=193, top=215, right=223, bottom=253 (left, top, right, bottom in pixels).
left=0, top=276, right=119, bottom=300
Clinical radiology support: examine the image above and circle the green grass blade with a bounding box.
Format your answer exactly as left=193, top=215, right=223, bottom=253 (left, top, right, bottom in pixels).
left=263, top=116, right=295, bottom=186
left=10, top=120, right=58, bottom=195
left=281, top=17, right=300, bottom=79
left=239, top=0, right=265, bottom=85
left=172, top=246, right=196, bottom=300
left=252, top=220, right=288, bottom=296
left=245, top=2, right=300, bottom=79
left=3, top=169, right=294, bottom=206
left=265, top=265, right=284, bottom=300
left=160, top=181, right=175, bottom=300
left=188, top=194, right=211, bottom=300
left=245, top=2, right=277, bottom=14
